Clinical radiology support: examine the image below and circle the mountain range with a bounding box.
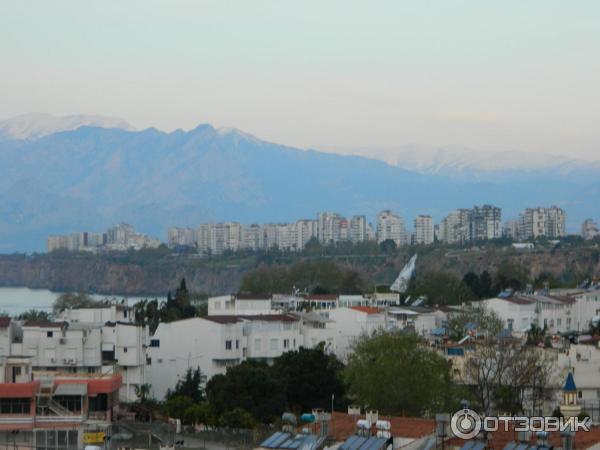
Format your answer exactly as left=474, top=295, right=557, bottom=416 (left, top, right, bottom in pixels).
left=1, top=113, right=598, bottom=252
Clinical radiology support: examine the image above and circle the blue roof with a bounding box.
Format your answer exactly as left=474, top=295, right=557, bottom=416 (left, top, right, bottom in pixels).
left=564, top=372, right=577, bottom=392
left=465, top=322, right=478, bottom=331
left=431, top=327, right=446, bottom=336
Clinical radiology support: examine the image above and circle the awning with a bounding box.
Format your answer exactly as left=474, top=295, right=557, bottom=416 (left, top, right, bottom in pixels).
left=54, top=383, right=87, bottom=396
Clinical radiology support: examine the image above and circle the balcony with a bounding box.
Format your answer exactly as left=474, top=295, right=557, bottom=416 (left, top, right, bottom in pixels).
left=0, top=416, right=34, bottom=425
left=35, top=415, right=84, bottom=424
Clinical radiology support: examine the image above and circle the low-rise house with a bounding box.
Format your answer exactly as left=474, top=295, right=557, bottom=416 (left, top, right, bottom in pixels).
left=0, top=355, right=121, bottom=449
left=208, top=294, right=275, bottom=316
left=328, top=307, right=387, bottom=360
left=147, top=314, right=304, bottom=400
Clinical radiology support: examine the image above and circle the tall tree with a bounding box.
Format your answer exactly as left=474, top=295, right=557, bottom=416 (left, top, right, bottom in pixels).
left=344, top=331, right=460, bottom=417
left=272, top=346, right=346, bottom=412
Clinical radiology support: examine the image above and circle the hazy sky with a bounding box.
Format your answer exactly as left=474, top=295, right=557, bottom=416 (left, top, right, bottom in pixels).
left=2, top=0, right=599, bottom=159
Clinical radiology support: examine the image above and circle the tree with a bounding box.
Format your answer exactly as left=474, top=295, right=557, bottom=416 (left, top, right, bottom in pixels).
left=134, top=383, right=151, bottom=404
left=164, top=395, right=194, bottom=422
left=379, top=239, right=397, bottom=254
left=184, top=402, right=214, bottom=426
left=53, top=292, right=105, bottom=313
left=167, top=367, right=205, bottom=403
left=220, top=408, right=255, bottom=429
left=272, top=346, right=346, bottom=412
left=18, top=309, right=51, bottom=321
left=408, top=272, right=474, bottom=306
left=344, top=331, right=460, bottom=417
left=206, top=361, right=286, bottom=424
left=458, top=308, right=553, bottom=416
left=447, top=304, right=503, bottom=341
left=494, top=261, right=530, bottom=292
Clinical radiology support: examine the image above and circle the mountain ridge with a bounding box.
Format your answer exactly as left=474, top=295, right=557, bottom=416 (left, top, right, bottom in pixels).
left=0, top=119, right=598, bottom=252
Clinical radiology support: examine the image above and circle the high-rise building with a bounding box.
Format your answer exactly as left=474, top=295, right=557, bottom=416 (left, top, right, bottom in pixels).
left=349, top=215, right=368, bottom=243
left=376, top=210, right=407, bottom=246
left=518, top=206, right=566, bottom=240
left=414, top=215, right=434, bottom=245
left=317, top=212, right=345, bottom=244
left=581, top=219, right=599, bottom=240
left=471, top=205, right=502, bottom=241
left=440, top=209, right=471, bottom=244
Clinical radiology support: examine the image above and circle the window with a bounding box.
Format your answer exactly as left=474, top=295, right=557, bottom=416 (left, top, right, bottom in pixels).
left=578, top=391, right=583, bottom=399
left=283, top=339, right=289, bottom=349
left=225, top=340, right=232, bottom=350
left=254, top=338, right=261, bottom=351
left=0, top=398, right=31, bottom=414
left=150, top=339, right=160, bottom=348
left=123, top=347, right=128, bottom=353
left=235, top=340, right=239, bottom=349
left=557, top=318, right=562, bottom=327
left=293, top=338, right=296, bottom=348
left=47, top=331, right=53, bottom=338
left=146, top=357, right=152, bottom=365
left=270, top=338, right=278, bottom=351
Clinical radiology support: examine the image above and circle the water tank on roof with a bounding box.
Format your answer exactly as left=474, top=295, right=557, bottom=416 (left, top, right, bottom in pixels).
left=356, top=419, right=371, bottom=430
left=375, top=420, right=391, bottom=431
left=300, top=413, right=315, bottom=423
left=282, top=412, right=297, bottom=426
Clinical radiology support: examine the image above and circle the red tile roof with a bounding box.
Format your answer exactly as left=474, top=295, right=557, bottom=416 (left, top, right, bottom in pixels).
left=328, top=412, right=434, bottom=442
left=503, top=297, right=533, bottom=305
left=236, top=294, right=272, bottom=300
left=0, top=381, right=40, bottom=398
left=350, top=306, right=382, bottom=315
left=446, top=425, right=600, bottom=450
left=0, top=317, right=11, bottom=328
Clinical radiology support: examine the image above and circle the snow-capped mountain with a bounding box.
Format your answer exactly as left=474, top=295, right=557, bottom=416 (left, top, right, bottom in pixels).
left=320, top=145, right=600, bottom=182
left=0, top=113, right=135, bottom=140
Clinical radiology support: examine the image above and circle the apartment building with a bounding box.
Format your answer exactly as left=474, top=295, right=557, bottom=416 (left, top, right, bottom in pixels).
left=0, top=305, right=147, bottom=403
left=440, top=209, right=471, bottom=244
left=413, top=215, right=434, bottom=245
left=581, top=219, right=599, bottom=240
left=376, top=210, right=407, bottom=246
left=518, top=206, right=566, bottom=240
left=146, top=314, right=304, bottom=400
left=482, top=291, right=600, bottom=334
left=471, top=204, right=502, bottom=240
left=0, top=355, right=121, bottom=450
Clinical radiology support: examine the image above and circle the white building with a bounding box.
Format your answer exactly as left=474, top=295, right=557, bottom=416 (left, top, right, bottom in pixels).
left=414, top=215, right=434, bottom=245
left=376, top=210, right=407, bottom=246
left=349, top=215, right=368, bottom=243
left=440, top=209, right=471, bottom=244
left=581, top=219, right=599, bottom=240
left=327, top=307, right=387, bottom=361
left=482, top=292, right=600, bottom=335
left=207, top=294, right=275, bottom=316
left=518, top=206, right=566, bottom=240
left=147, top=314, right=303, bottom=400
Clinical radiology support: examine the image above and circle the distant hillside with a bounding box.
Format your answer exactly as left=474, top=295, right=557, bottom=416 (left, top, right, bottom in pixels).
left=0, top=120, right=598, bottom=251
left=0, top=242, right=598, bottom=296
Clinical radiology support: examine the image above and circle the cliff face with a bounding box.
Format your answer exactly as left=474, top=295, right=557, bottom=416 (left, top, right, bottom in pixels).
left=0, top=245, right=598, bottom=296
left=0, top=254, right=246, bottom=296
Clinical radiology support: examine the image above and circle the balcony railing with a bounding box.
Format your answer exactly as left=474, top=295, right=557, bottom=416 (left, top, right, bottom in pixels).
left=35, top=415, right=85, bottom=423
left=0, top=416, right=34, bottom=425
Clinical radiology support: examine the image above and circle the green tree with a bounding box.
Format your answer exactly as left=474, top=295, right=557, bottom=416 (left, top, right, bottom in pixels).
left=220, top=408, right=255, bottom=429
left=18, top=309, right=51, bottom=321
left=167, top=367, right=205, bottom=402
left=408, top=272, right=474, bottom=306
left=447, top=304, right=503, bottom=341
left=134, top=383, right=152, bottom=403
left=206, top=361, right=286, bottom=424
left=272, top=346, right=346, bottom=412
left=53, top=292, right=105, bottom=313
left=164, top=395, right=194, bottom=422
left=344, top=331, right=460, bottom=417
left=494, top=261, right=530, bottom=292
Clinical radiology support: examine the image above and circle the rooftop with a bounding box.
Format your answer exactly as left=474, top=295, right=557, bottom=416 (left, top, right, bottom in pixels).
left=204, top=314, right=299, bottom=324
left=350, top=306, right=383, bottom=315
left=328, top=412, right=434, bottom=442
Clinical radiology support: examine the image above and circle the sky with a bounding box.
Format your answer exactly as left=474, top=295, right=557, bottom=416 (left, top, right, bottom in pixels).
left=1, top=0, right=599, bottom=159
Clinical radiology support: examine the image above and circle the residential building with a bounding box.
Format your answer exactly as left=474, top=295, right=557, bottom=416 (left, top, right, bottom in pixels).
left=502, top=220, right=519, bottom=240
left=349, top=215, right=367, bottom=243
left=582, top=219, right=599, bottom=240
left=207, top=294, right=275, bottom=316
left=167, top=227, right=196, bottom=247
left=327, top=307, right=387, bottom=360
left=376, top=210, right=407, bottom=246
left=471, top=205, right=502, bottom=241
left=0, top=355, right=121, bottom=450
left=518, top=206, right=566, bottom=240
left=413, top=215, right=433, bottom=245
left=440, top=209, right=471, bottom=244
left=146, top=314, right=303, bottom=399
left=317, top=212, right=345, bottom=244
